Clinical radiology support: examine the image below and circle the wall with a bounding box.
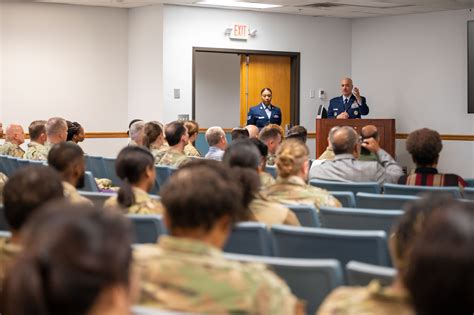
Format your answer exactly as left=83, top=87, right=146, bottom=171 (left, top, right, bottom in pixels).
left=128, top=4, right=164, bottom=123
left=195, top=51, right=240, bottom=128
left=162, top=5, right=353, bottom=157
left=352, top=9, right=474, bottom=177
left=2, top=2, right=129, bottom=156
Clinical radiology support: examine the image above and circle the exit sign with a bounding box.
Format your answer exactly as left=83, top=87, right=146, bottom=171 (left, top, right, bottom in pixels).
left=230, top=24, right=248, bottom=40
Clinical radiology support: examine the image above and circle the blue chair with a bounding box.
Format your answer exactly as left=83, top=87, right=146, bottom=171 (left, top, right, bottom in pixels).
left=28, top=160, right=46, bottom=167
left=331, top=191, right=356, bottom=208
left=272, top=225, right=390, bottom=266
left=0, top=206, right=9, bottom=231
left=310, top=179, right=381, bottom=194
left=0, top=155, right=9, bottom=174
left=155, top=165, right=177, bottom=192
left=383, top=183, right=462, bottom=198
left=16, top=159, right=30, bottom=169
left=6, top=156, right=20, bottom=176
left=223, top=222, right=273, bottom=256
left=319, top=206, right=403, bottom=237
left=78, top=171, right=100, bottom=193
left=128, top=214, right=167, bottom=244
left=225, top=253, right=343, bottom=315
left=356, top=192, right=419, bottom=209
left=79, top=191, right=117, bottom=207
left=85, top=155, right=107, bottom=179
left=346, top=260, right=396, bottom=286
left=465, top=178, right=474, bottom=187
left=463, top=187, right=474, bottom=200
left=285, top=204, right=320, bottom=227
left=265, top=165, right=277, bottom=179
left=103, top=157, right=122, bottom=186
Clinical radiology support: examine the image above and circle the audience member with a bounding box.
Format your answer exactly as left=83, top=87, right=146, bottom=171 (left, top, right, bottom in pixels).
left=359, top=124, right=379, bottom=161
left=184, top=120, right=201, bottom=157
left=133, top=161, right=302, bottom=314
left=223, top=140, right=300, bottom=226
left=317, top=127, right=338, bottom=161
left=404, top=201, right=474, bottom=315
left=265, top=139, right=341, bottom=210
left=0, top=166, right=64, bottom=280
left=259, top=124, right=283, bottom=166
left=47, top=142, right=92, bottom=205
left=231, top=127, right=250, bottom=140
left=157, top=120, right=190, bottom=167
left=286, top=125, right=307, bottom=143
left=309, top=126, right=403, bottom=184
left=245, top=124, right=259, bottom=139
left=249, top=137, right=276, bottom=188
left=318, top=194, right=459, bottom=315
left=45, top=117, right=68, bottom=148
left=398, top=128, right=468, bottom=188
left=67, top=121, right=85, bottom=144
left=129, top=120, right=145, bottom=146
left=23, top=120, right=48, bottom=161
left=0, top=124, right=25, bottom=158
left=2, top=203, right=134, bottom=315
left=104, top=146, right=163, bottom=214
left=204, top=126, right=227, bottom=161
left=142, top=121, right=165, bottom=163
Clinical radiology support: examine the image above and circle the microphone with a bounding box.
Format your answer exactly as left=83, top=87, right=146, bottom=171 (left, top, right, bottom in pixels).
left=317, top=105, right=327, bottom=118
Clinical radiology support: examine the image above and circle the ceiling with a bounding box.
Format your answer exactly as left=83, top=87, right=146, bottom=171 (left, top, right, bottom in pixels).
left=34, top=0, right=474, bottom=18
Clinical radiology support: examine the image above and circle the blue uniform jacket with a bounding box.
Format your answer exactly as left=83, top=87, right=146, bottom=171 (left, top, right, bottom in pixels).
left=328, top=95, right=369, bottom=119
left=246, top=103, right=282, bottom=128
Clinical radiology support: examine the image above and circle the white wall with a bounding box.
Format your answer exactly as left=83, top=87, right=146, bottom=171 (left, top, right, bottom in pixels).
left=128, top=4, right=164, bottom=123
left=352, top=9, right=474, bottom=177
left=2, top=2, right=129, bottom=156
left=162, top=5, right=352, bottom=157
left=195, top=51, right=240, bottom=128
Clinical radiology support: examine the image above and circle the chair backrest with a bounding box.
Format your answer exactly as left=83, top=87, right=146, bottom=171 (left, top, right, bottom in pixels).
left=319, top=206, right=403, bottom=237
left=356, top=192, right=419, bottom=209
left=225, top=253, right=343, bottom=315
left=85, top=155, right=108, bottom=179
left=102, top=157, right=123, bottom=186
left=132, top=306, right=195, bottom=315
left=346, top=260, right=396, bottom=286
left=28, top=160, right=46, bottom=167
left=155, top=165, right=177, bottom=190
left=0, top=230, right=12, bottom=238
left=271, top=225, right=390, bottom=266
left=223, top=222, right=273, bottom=256
left=79, top=191, right=117, bottom=207
left=0, top=205, right=10, bottom=231
left=6, top=156, right=20, bottom=176
left=463, top=187, right=474, bottom=201
left=0, top=155, right=9, bottom=175
left=78, top=171, right=100, bottom=193
left=16, top=159, right=30, bottom=169
left=264, top=165, right=277, bottom=179
left=465, top=178, right=474, bottom=187
left=331, top=191, right=356, bottom=208
left=310, top=179, right=381, bottom=194
left=383, top=183, right=462, bottom=198
left=127, top=214, right=167, bottom=244
left=285, top=204, right=320, bottom=227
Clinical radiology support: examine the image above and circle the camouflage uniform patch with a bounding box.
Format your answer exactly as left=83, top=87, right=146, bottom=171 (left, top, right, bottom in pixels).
left=184, top=143, right=201, bottom=157
left=62, top=181, right=93, bottom=206
left=249, top=192, right=300, bottom=226
left=260, top=172, right=276, bottom=189
left=104, top=187, right=163, bottom=215
left=0, top=142, right=25, bottom=158
left=157, top=149, right=190, bottom=168
left=23, top=141, right=48, bottom=161
left=266, top=153, right=276, bottom=166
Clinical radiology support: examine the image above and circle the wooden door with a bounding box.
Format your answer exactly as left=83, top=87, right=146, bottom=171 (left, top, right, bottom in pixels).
left=240, top=55, right=291, bottom=128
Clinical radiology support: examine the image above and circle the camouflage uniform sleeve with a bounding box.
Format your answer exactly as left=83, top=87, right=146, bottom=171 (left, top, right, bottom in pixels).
left=316, top=287, right=361, bottom=315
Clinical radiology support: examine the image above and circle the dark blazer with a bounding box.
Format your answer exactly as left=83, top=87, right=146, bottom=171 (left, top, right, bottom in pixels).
left=246, top=103, right=282, bottom=128
left=328, top=95, right=369, bottom=119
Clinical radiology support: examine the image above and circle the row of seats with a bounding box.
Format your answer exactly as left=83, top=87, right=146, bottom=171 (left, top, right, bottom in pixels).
left=0, top=155, right=45, bottom=176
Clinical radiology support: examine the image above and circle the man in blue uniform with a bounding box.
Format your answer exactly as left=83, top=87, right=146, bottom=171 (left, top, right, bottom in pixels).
left=328, top=78, right=369, bottom=119
left=246, top=88, right=282, bottom=129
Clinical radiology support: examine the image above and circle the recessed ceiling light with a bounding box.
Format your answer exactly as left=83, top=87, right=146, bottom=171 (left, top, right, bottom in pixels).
left=196, top=1, right=282, bottom=9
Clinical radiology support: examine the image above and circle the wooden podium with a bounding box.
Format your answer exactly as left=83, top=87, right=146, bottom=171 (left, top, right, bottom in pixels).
left=315, top=119, right=396, bottom=158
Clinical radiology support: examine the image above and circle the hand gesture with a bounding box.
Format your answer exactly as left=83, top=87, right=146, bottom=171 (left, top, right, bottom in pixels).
left=336, top=112, right=349, bottom=119
left=353, top=87, right=362, bottom=104
left=361, top=137, right=380, bottom=153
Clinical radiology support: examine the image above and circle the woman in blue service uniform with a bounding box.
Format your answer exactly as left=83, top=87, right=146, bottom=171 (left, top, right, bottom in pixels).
left=246, top=88, right=282, bottom=128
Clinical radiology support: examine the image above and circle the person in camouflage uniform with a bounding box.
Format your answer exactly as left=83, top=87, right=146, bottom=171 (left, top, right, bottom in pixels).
left=249, top=138, right=276, bottom=189
left=264, top=139, right=341, bottom=210
left=184, top=120, right=201, bottom=157
left=156, top=121, right=190, bottom=168
left=0, top=166, right=64, bottom=281
left=23, top=120, right=48, bottom=161
left=134, top=161, right=302, bottom=314
left=48, top=142, right=92, bottom=205
left=259, top=124, right=283, bottom=166
left=128, top=120, right=145, bottom=146
left=0, top=124, right=25, bottom=158
left=104, top=146, right=163, bottom=215
left=44, top=117, right=68, bottom=152
left=318, top=195, right=459, bottom=315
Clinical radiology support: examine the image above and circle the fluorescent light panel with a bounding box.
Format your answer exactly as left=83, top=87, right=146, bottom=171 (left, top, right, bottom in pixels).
left=197, top=0, right=282, bottom=9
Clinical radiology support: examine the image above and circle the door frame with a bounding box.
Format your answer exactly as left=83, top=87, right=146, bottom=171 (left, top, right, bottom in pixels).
left=192, top=47, right=300, bottom=126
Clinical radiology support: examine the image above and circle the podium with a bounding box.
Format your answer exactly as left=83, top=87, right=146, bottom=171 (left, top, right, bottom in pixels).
left=315, top=119, right=396, bottom=158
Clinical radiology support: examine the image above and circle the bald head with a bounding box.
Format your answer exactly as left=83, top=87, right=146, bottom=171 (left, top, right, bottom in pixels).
left=361, top=125, right=379, bottom=140
left=6, top=124, right=25, bottom=145
left=340, top=78, right=354, bottom=97
left=245, top=125, right=259, bottom=139
left=329, top=126, right=358, bottom=156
